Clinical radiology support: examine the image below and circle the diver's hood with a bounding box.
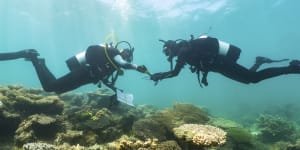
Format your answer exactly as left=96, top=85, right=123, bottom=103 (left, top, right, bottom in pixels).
left=159, top=38, right=190, bottom=71
left=159, top=39, right=180, bottom=71
left=159, top=39, right=177, bottom=61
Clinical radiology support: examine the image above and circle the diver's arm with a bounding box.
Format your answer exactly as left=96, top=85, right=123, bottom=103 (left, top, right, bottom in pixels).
left=113, top=55, right=151, bottom=75
left=113, top=55, right=137, bottom=69
left=151, top=60, right=185, bottom=81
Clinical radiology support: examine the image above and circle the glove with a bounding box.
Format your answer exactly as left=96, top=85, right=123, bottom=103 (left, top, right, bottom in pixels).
left=137, top=65, right=146, bottom=72
left=137, top=65, right=151, bottom=75
left=150, top=72, right=165, bottom=82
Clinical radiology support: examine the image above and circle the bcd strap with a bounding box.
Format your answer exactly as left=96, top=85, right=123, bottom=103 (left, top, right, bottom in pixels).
left=191, top=65, right=209, bottom=88
left=103, top=44, right=124, bottom=75
left=111, top=71, right=119, bottom=85
left=196, top=69, right=203, bottom=88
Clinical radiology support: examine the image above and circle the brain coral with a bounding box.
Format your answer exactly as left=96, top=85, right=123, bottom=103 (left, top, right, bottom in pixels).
left=173, top=124, right=226, bottom=147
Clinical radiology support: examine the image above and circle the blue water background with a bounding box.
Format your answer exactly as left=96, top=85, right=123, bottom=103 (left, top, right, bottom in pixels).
left=1, top=0, right=300, bottom=120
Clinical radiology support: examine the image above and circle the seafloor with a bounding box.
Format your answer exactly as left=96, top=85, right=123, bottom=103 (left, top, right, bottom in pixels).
left=1, top=84, right=300, bottom=150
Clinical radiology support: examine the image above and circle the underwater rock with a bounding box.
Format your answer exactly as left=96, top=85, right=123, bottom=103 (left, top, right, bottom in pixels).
left=173, top=124, right=226, bottom=148
left=14, top=114, right=64, bottom=146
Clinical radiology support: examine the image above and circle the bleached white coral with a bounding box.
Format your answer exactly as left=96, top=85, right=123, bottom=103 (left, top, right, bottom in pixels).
left=173, top=124, right=226, bottom=146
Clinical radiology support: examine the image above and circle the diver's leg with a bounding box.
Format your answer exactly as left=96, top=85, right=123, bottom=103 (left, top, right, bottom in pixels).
left=213, top=61, right=253, bottom=84
left=252, top=65, right=299, bottom=83
left=249, top=56, right=289, bottom=71
left=49, top=67, right=94, bottom=94
left=30, top=58, right=57, bottom=92
left=215, top=59, right=300, bottom=84
left=0, top=49, right=39, bottom=61
left=31, top=56, right=95, bottom=94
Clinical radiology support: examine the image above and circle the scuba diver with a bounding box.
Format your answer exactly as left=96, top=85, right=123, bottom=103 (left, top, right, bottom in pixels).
left=150, top=35, right=300, bottom=87
left=0, top=41, right=150, bottom=96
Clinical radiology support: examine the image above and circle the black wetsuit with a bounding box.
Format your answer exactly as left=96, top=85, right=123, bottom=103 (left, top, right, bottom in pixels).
left=153, top=36, right=300, bottom=84
left=0, top=45, right=122, bottom=94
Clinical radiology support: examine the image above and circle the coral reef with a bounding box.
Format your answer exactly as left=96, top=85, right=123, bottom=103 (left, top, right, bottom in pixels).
left=0, top=85, right=64, bottom=116
left=66, top=105, right=145, bottom=143
left=55, top=130, right=84, bottom=145
left=209, top=117, right=242, bottom=129
left=171, top=103, right=210, bottom=125
left=132, top=118, right=167, bottom=140
left=152, top=103, right=209, bottom=130
left=23, top=142, right=56, bottom=150
left=256, top=114, right=297, bottom=143
left=131, top=103, right=210, bottom=143
left=0, top=109, right=21, bottom=135
left=14, top=114, right=64, bottom=146
left=173, top=124, right=226, bottom=148
left=2, top=84, right=300, bottom=149
left=118, top=136, right=159, bottom=150
left=156, top=140, right=182, bottom=150
left=226, top=127, right=254, bottom=149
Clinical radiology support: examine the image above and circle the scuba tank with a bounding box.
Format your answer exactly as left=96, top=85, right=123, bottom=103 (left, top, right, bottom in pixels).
left=199, top=35, right=241, bottom=62
left=66, top=51, right=87, bottom=71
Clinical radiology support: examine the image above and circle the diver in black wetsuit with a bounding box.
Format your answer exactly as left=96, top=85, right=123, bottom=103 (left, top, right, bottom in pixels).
left=0, top=42, right=149, bottom=94
left=150, top=35, right=300, bottom=87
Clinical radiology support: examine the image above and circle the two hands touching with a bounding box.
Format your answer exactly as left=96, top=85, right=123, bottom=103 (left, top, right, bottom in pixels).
left=136, top=65, right=164, bottom=83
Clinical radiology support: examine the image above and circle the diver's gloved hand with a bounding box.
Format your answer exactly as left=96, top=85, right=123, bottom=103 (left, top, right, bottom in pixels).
left=137, top=65, right=149, bottom=74
left=150, top=72, right=165, bottom=82
left=20, top=49, right=40, bottom=61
